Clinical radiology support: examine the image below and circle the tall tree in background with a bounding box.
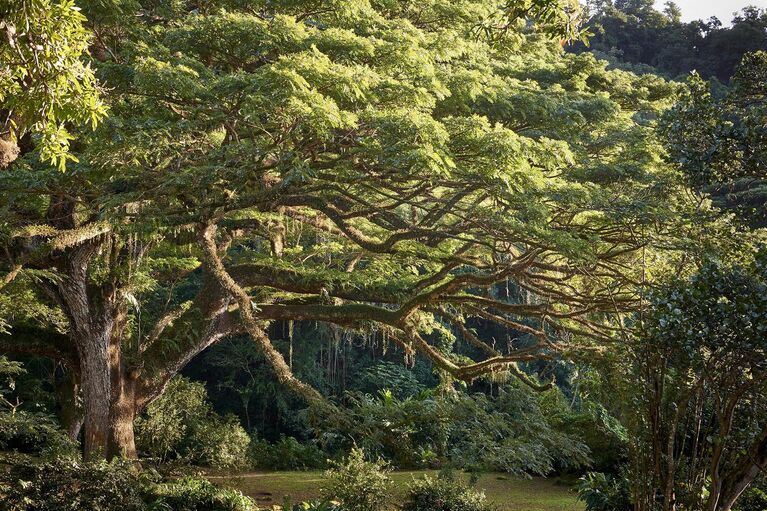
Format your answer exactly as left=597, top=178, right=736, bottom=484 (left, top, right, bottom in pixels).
left=1, top=0, right=685, bottom=461
left=627, top=257, right=767, bottom=511
left=661, top=51, right=767, bottom=227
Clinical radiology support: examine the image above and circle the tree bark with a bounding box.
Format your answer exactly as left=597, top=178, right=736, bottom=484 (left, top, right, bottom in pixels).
left=55, top=369, right=83, bottom=442
left=79, top=335, right=112, bottom=459
left=106, top=305, right=138, bottom=459
left=716, top=434, right=767, bottom=511
left=107, top=375, right=137, bottom=459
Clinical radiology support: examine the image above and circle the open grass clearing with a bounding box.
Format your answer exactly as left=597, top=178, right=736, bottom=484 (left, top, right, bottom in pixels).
left=208, top=470, right=583, bottom=511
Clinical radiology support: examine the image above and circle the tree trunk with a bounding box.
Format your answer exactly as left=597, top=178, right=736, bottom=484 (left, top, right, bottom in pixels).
left=107, top=308, right=138, bottom=460
left=716, top=435, right=767, bottom=511
left=64, top=285, right=139, bottom=460
left=80, top=339, right=112, bottom=459
left=107, top=377, right=137, bottom=459
left=55, top=369, right=83, bottom=441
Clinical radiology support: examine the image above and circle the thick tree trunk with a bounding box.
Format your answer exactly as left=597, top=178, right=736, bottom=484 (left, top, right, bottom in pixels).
left=107, top=308, right=138, bottom=460
left=60, top=281, right=139, bottom=459
left=78, top=338, right=140, bottom=459
left=55, top=369, right=84, bottom=441
left=107, top=377, right=138, bottom=459
left=79, top=332, right=112, bottom=459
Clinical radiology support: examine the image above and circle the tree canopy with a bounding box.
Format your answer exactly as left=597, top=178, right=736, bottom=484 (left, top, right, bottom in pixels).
left=0, top=0, right=105, bottom=169
left=661, top=51, right=767, bottom=227
left=0, top=0, right=691, bottom=460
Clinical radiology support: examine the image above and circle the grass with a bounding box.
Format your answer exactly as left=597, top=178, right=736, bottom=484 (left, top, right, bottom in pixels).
left=208, top=470, right=583, bottom=511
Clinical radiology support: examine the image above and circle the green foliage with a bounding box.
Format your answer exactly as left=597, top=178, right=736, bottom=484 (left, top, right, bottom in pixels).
left=647, top=259, right=767, bottom=375
left=321, top=448, right=392, bottom=511
left=0, top=0, right=106, bottom=169
left=735, top=480, right=767, bottom=511
left=354, top=361, right=426, bottom=399
left=146, top=477, right=257, bottom=511
left=573, top=3, right=767, bottom=82
left=0, top=357, right=78, bottom=461
left=0, top=0, right=690, bottom=466
left=661, top=51, right=767, bottom=226
left=186, top=414, right=251, bottom=470
left=446, top=387, right=591, bottom=475
left=621, top=253, right=767, bottom=509
left=0, top=410, right=78, bottom=460
left=136, top=377, right=209, bottom=461
left=320, top=384, right=591, bottom=475
left=403, top=472, right=494, bottom=511
left=0, top=356, right=23, bottom=392
left=135, top=377, right=249, bottom=468
left=0, top=459, right=146, bottom=511
left=575, top=472, right=631, bottom=511
left=0, top=458, right=257, bottom=511
left=249, top=436, right=327, bottom=470
left=291, top=501, right=343, bottom=511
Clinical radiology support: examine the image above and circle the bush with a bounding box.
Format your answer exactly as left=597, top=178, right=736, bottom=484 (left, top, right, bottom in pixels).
left=146, top=476, right=257, bottom=511
left=0, top=458, right=257, bottom=511
left=321, top=448, right=392, bottom=511
left=0, top=459, right=146, bottom=511
left=135, top=377, right=210, bottom=462
left=291, top=501, right=344, bottom=511
left=735, top=480, right=767, bottom=511
left=319, top=384, right=592, bottom=474
left=136, top=377, right=250, bottom=468
left=0, top=410, right=78, bottom=460
left=249, top=436, right=327, bottom=470
left=353, top=362, right=426, bottom=399
left=186, top=414, right=250, bottom=469
left=402, top=472, right=493, bottom=511
left=575, top=472, right=632, bottom=511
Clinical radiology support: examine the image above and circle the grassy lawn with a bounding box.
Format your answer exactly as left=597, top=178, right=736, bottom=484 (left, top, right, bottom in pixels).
left=208, top=470, right=583, bottom=511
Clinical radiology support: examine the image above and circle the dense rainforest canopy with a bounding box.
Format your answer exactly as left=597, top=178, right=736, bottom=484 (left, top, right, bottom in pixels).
left=1, top=1, right=766, bottom=511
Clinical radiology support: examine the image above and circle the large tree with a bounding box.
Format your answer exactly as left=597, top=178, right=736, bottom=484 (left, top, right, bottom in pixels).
left=661, top=51, right=767, bottom=227
left=0, top=0, right=682, bottom=460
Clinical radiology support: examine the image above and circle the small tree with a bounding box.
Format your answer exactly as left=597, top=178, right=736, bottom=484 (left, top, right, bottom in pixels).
left=321, top=448, right=392, bottom=511
left=627, top=256, right=767, bottom=511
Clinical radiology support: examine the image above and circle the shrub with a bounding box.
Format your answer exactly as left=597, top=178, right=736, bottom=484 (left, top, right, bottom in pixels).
left=402, top=472, right=493, bottom=511
left=0, top=459, right=146, bottom=511
left=0, top=458, right=257, bottom=511
left=0, top=410, right=78, bottom=460
left=291, top=501, right=344, bottom=511
left=354, top=362, right=426, bottom=399
left=321, top=448, right=392, bottom=511
left=575, top=472, right=632, bottom=511
left=185, top=414, right=250, bottom=469
left=136, top=377, right=209, bottom=462
left=136, top=377, right=250, bottom=468
left=735, top=480, right=767, bottom=511
left=145, top=476, right=257, bottom=511
left=319, top=384, right=592, bottom=474
left=249, top=436, right=327, bottom=470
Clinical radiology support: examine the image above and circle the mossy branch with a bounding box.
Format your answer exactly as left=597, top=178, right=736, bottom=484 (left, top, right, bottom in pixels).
left=199, top=223, right=324, bottom=404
